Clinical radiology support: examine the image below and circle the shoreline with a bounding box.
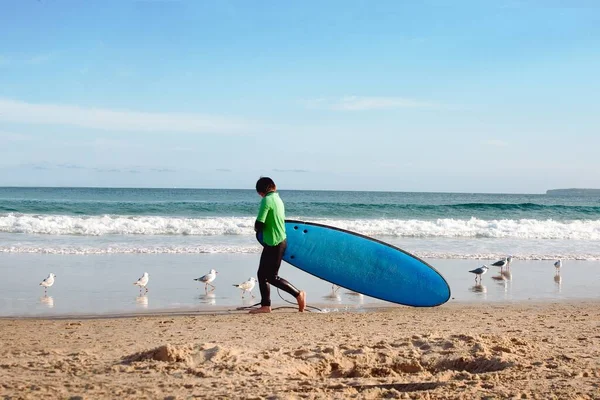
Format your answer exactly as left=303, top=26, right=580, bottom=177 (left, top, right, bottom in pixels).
left=2, top=297, right=600, bottom=321
left=1, top=300, right=599, bottom=399
left=2, top=254, right=598, bottom=318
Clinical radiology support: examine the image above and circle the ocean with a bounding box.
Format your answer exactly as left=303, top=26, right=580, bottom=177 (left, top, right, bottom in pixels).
left=1, top=187, right=599, bottom=316
left=1, top=187, right=600, bottom=260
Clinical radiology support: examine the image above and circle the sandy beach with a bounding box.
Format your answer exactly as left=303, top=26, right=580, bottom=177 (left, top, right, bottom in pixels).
left=1, top=301, right=599, bottom=399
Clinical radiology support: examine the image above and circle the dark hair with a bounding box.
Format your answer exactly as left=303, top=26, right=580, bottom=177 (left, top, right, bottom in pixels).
left=256, top=177, right=276, bottom=193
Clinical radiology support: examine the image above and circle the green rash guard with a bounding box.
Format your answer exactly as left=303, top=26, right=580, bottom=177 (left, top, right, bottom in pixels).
left=256, top=192, right=286, bottom=246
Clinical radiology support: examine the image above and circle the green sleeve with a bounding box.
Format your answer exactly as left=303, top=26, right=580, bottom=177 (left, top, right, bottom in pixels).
left=256, top=197, right=269, bottom=222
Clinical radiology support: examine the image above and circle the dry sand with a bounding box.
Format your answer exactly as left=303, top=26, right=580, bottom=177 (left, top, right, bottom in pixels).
left=1, top=302, right=599, bottom=399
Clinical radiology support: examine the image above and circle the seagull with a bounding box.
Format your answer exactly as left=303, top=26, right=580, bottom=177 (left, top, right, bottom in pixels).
left=554, top=259, right=562, bottom=275
left=491, top=255, right=512, bottom=270
left=469, top=265, right=489, bottom=283
left=194, top=269, right=218, bottom=291
left=233, top=277, right=256, bottom=298
left=39, top=273, right=56, bottom=295
left=133, top=272, right=149, bottom=293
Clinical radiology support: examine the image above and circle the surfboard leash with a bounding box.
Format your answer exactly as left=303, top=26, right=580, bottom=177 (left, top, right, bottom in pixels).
left=274, top=288, right=322, bottom=312
left=232, top=288, right=322, bottom=312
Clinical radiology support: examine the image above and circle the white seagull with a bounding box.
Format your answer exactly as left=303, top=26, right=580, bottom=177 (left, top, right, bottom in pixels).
left=133, top=272, right=149, bottom=293
left=194, top=269, right=218, bottom=291
left=39, top=273, right=56, bottom=295
left=554, top=259, right=562, bottom=275
left=491, top=255, right=513, bottom=270
left=469, top=265, right=489, bottom=283
left=233, top=277, right=257, bottom=298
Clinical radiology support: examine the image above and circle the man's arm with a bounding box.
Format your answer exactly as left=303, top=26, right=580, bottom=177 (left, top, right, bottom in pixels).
left=254, top=220, right=265, bottom=233
left=255, top=221, right=265, bottom=244
left=255, top=198, right=268, bottom=244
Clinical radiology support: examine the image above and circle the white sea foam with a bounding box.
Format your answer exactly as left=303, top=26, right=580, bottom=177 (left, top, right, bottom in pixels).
left=2, top=213, right=600, bottom=240
left=0, top=214, right=255, bottom=236
left=315, top=218, right=600, bottom=240
left=0, top=244, right=597, bottom=260
left=0, top=245, right=260, bottom=255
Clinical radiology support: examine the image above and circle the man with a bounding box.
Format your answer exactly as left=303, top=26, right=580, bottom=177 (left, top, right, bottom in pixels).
left=251, top=177, right=306, bottom=313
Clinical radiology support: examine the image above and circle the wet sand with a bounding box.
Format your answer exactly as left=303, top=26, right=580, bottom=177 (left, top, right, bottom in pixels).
left=2, top=253, right=600, bottom=317
left=1, top=301, right=599, bottom=399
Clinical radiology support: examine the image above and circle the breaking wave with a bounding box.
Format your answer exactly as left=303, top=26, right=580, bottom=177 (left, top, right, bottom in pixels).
left=2, top=213, right=600, bottom=240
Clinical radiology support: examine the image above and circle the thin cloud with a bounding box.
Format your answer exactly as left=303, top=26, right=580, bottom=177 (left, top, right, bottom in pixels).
left=0, top=98, right=259, bottom=135
left=18, top=163, right=178, bottom=174
left=94, top=167, right=142, bottom=174
left=273, top=169, right=310, bottom=173
left=20, top=163, right=94, bottom=171
left=134, top=0, right=183, bottom=3
left=151, top=168, right=177, bottom=173
left=216, top=168, right=232, bottom=172
left=114, top=66, right=135, bottom=78
left=94, top=168, right=122, bottom=173
left=56, top=163, right=85, bottom=169
left=21, top=162, right=52, bottom=170
left=483, top=139, right=508, bottom=147
left=0, top=53, right=56, bottom=66
left=26, top=53, right=55, bottom=65
left=0, top=131, right=31, bottom=142
left=20, top=161, right=47, bottom=167
left=306, top=96, right=438, bottom=111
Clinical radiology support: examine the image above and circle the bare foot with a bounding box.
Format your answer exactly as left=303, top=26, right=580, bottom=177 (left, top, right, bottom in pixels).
left=296, top=291, right=306, bottom=312
left=249, top=306, right=271, bottom=314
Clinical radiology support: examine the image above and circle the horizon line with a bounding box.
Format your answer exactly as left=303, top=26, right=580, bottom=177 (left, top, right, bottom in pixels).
left=0, top=185, right=551, bottom=195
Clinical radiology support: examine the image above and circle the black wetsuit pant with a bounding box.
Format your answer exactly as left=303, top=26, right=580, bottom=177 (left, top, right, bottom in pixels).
left=257, top=239, right=300, bottom=307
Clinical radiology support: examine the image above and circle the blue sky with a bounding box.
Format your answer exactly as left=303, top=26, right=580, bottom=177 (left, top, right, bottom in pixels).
left=1, top=0, right=599, bottom=193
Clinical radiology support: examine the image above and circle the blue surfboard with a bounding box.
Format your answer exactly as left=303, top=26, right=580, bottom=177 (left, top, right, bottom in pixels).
left=283, top=220, right=451, bottom=307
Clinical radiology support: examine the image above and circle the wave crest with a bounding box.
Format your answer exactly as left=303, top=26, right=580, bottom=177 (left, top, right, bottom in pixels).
left=0, top=214, right=255, bottom=236
left=2, top=214, right=600, bottom=240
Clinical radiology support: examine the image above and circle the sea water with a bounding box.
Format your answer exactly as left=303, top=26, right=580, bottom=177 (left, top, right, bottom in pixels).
left=0, top=187, right=599, bottom=316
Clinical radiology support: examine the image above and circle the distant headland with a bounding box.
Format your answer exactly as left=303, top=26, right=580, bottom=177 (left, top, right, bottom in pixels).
left=546, top=188, right=600, bottom=196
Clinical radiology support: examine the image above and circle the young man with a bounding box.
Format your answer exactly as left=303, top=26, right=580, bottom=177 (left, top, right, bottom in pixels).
left=250, top=177, right=306, bottom=314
